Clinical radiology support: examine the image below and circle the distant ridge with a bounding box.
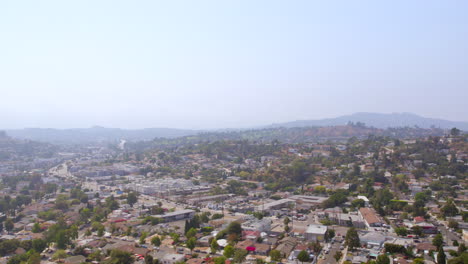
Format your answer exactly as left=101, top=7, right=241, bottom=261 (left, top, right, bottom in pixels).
left=268, top=112, right=468, bottom=130
left=4, top=112, right=466, bottom=144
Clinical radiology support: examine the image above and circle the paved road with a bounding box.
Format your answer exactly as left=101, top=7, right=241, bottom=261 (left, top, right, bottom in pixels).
left=317, top=226, right=348, bottom=264
left=317, top=241, right=344, bottom=264
left=439, top=224, right=462, bottom=244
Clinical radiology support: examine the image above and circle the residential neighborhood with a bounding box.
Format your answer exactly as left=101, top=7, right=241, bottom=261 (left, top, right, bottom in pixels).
left=0, top=127, right=466, bottom=264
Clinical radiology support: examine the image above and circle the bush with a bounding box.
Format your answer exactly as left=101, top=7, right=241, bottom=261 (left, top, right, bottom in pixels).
left=384, top=243, right=406, bottom=254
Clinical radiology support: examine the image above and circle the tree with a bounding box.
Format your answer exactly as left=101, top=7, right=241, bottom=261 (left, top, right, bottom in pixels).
left=334, top=251, right=343, bottom=262
left=309, top=241, right=322, bottom=254
left=345, top=227, right=360, bottom=250
left=170, top=233, right=180, bottom=244
left=186, top=237, right=197, bottom=254
left=89, top=250, right=103, bottom=262
left=448, top=220, right=459, bottom=229
left=412, top=226, right=423, bottom=237
left=448, top=252, right=468, bottom=264
left=52, top=249, right=67, bottom=260
left=55, top=194, right=69, bottom=210
left=325, top=229, right=335, bottom=242
left=376, top=254, right=390, bottom=264
left=144, top=255, right=154, bottom=264
left=4, top=218, right=14, bottom=232
left=433, top=234, right=444, bottom=250
left=28, top=251, right=42, bottom=264
left=384, top=243, right=406, bottom=254
left=211, top=238, right=219, bottom=254
left=213, top=256, right=227, bottom=264
left=441, top=199, right=459, bottom=217
left=233, top=249, right=248, bottom=263
left=457, top=243, right=466, bottom=255
left=297, top=250, right=310, bottom=263
left=351, top=199, right=365, bottom=209
left=69, top=224, right=78, bottom=240
left=97, top=225, right=105, bottom=237
left=140, top=232, right=148, bottom=244
left=450, top=128, right=461, bottom=137
left=32, top=239, right=47, bottom=253
left=227, top=221, right=242, bottom=237
left=270, top=249, right=282, bottom=262
left=127, top=192, right=138, bottom=207
left=186, top=227, right=197, bottom=238
left=437, top=246, right=446, bottom=264
left=395, top=227, right=408, bottom=237
left=56, top=230, right=70, bottom=249
left=255, top=258, right=266, bottom=264
left=32, top=222, right=41, bottom=233
left=151, top=236, right=161, bottom=247
left=106, top=249, right=134, bottom=264
left=224, top=245, right=235, bottom=258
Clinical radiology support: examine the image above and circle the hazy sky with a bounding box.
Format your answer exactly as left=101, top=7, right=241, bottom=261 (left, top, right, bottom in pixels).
left=1, top=1, right=467, bottom=129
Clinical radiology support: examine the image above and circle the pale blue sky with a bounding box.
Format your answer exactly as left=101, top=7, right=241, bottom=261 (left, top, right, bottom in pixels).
left=0, top=1, right=467, bottom=129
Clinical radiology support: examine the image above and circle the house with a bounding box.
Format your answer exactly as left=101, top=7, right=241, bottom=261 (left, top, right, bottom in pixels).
left=275, top=237, right=297, bottom=257
left=235, top=240, right=255, bottom=250
left=254, top=243, right=271, bottom=256
left=304, top=224, right=327, bottom=242
left=414, top=222, right=437, bottom=234
left=159, top=253, right=186, bottom=264
left=64, top=255, right=86, bottom=264
left=241, top=217, right=271, bottom=233
left=197, top=235, right=213, bottom=247
left=186, top=258, right=205, bottom=264
left=359, top=232, right=386, bottom=248
left=415, top=243, right=437, bottom=254
left=152, top=247, right=185, bottom=264
left=242, top=230, right=261, bottom=240
left=359, top=207, right=384, bottom=227
left=357, top=196, right=370, bottom=207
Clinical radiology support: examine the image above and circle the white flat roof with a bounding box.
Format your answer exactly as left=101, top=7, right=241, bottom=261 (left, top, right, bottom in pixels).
left=306, top=224, right=327, bottom=235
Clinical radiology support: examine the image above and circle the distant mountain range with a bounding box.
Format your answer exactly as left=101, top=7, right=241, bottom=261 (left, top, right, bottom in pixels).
left=3, top=112, right=466, bottom=144
left=268, top=112, right=468, bottom=130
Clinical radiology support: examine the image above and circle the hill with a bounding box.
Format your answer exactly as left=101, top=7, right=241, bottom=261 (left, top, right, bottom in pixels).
left=268, top=112, right=468, bottom=130
left=0, top=131, right=57, bottom=160
left=126, top=125, right=446, bottom=151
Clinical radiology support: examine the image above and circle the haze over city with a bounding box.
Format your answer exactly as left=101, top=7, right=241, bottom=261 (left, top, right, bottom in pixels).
left=1, top=0, right=467, bottom=129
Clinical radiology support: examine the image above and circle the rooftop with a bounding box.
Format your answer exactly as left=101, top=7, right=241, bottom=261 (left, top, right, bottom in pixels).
left=306, top=224, right=327, bottom=235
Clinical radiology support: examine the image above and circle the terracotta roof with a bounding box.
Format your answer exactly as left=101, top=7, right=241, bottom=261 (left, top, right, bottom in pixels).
left=187, top=258, right=204, bottom=264
left=359, top=207, right=382, bottom=225
left=416, top=243, right=437, bottom=251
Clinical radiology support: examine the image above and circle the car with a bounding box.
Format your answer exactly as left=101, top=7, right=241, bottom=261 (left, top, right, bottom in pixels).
left=340, top=246, right=344, bottom=250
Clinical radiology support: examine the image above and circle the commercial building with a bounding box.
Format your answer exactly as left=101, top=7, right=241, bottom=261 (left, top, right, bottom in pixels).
left=304, top=224, right=328, bottom=242
left=153, top=209, right=195, bottom=223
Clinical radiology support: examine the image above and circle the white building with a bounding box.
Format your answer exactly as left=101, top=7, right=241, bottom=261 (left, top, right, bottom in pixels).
left=305, top=224, right=327, bottom=242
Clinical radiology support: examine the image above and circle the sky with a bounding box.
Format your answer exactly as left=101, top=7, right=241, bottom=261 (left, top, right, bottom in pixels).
left=0, top=1, right=467, bottom=129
